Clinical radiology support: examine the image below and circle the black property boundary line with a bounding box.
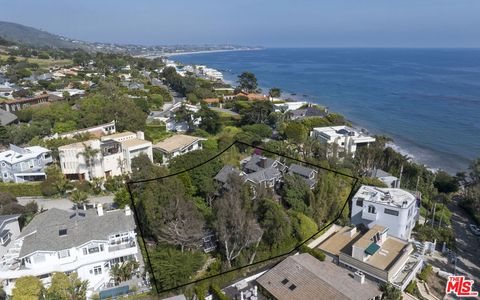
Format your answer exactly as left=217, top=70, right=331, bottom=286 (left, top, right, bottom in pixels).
left=126, top=140, right=360, bottom=295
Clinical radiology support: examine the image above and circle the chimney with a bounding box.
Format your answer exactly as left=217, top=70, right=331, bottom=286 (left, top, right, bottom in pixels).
left=353, top=271, right=365, bottom=284
left=125, top=205, right=131, bottom=216
left=97, top=203, right=104, bottom=216
left=136, top=131, right=145, bottom=140
left=259, top=157, right=267, bottom=168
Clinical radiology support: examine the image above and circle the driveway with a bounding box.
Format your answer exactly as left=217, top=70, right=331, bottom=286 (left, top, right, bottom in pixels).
left=17, top=195, right=114, bottom=211
left=448, top=203, right=480, bottom=292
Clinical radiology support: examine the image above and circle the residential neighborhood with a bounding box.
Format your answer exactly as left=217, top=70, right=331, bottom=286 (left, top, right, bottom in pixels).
left=0, top=24, right=478, bottom=300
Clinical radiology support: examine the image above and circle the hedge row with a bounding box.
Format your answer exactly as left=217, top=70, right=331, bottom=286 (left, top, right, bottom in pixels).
left=0, top=182, right=43, bottom=197
left=210, top=284, right=229, bottom=300
left=299, top=244, right=326, bottom=261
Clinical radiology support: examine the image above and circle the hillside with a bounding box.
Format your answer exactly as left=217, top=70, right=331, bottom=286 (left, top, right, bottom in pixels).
left=0, top=21, right=88, bottom=49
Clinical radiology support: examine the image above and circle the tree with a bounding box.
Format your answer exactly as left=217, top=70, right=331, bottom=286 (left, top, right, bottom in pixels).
left=157, top=195, right=205, bottom=252
left=237, top=72, right=258, bottom=93
left=41, top=165, right=68, bottom=196
left=257, top=198, right=293, bottom=249
left=380, top=282, right=402, bottom=300
left=282, top=175, right=314, bottom=216
left=268, top=87, right=281, bottom=98
left=283, top=122, right=308, bottom=144
left=77, top=144, right=100, bottom=180
left=240, top=101, right=274, bottom=125
left=109, top=260, right=139, bottom=285
left=12, top=275, right=44, bottom=300
left=114, top=188, right=131, bottom=208
left=196, top=106, right=221, bottom=134
left=70, top=190, right=89, bottom=211
left=0, top=125, right=8, bottom=146
left=46, top=272, right=88, bottom=300
left=434, top=171, right=459, bottom=194
left=214, top=175, right=263, bottom=267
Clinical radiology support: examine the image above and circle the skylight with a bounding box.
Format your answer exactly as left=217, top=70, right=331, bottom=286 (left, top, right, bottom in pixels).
left=59, top=229, right=67, bottom=236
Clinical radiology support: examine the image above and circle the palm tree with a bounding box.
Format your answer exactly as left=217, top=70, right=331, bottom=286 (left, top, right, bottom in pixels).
left=77, top=144, right=100, bottom=181
left=70, top=190, right=89, bottom=211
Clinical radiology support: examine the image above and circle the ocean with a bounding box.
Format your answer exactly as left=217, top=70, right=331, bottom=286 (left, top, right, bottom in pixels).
left=171, top=48, right=480, bottom=173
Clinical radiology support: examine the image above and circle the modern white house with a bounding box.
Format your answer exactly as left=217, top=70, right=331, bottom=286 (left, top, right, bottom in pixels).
left=0, top=206, right=140, bottom=298
left=0, top=215, right=21, bottom=259
left=351, top=185, right=419, bottom=240
left=313, top=224, right=423, bottom=291
left=45, top=121, right=116, bottom=140
left=310, top=126, right=376, bottom=158
left=153, top=134, right=206, bottom=165
left=58, top=131, right=152, bottom=181
left=0, top=145, right=53, bottom=183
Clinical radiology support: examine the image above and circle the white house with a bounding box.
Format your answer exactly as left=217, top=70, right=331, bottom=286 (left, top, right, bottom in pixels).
left=310, top=126, right=376, bottom=158
left=0, top=206, right=140, bottom=297
left=153, top=134, right=206, bottom=165
left=0, top=215, right=21, bottom=259
left=0, top=145, right=53, bottom=183
left=45, top=121, right=116, bottom=140
left=58, top=131, right=152, bottom=181
left=351, top=185, right=419, bottom=240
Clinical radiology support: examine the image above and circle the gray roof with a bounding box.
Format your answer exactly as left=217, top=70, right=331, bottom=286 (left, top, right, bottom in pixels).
left=0, top=214, right=20, bottom=229
left=214, top=165, right=240, bottom=184
left=289, top=164, right=317, bottom=178
left=291, top=107, right=326, bottom=119
left=256, top=253, right=381, bottom=300
left=162, top=295, right=187, bottom=300
left=245, top=167, right=281, bottom=184
left=0, top=109, right=18, bottom=125
left=243, top=154, right=285, bottom=173
left=369, top=169, right=396, bottom=179
left=19, top=208, right=135, bottom=257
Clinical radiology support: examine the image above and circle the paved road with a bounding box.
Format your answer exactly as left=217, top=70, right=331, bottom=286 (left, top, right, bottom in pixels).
left=17, top=195, right=114, bottom=211
left=448, top=202, right=480, bottom=292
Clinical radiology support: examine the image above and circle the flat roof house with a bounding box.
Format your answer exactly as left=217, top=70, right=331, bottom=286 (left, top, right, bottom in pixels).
left=314, top=224, right=423, bottom=291
left=0, top=206, right=140, bottom=298
left=153, top=134, right=206, bottom=165
left=59, top=131, right=152, bottom=181
left=310, top=126, right=375, bottom=158
left=351, top=185, right=419, bottom=240
left=256, top=253, right=382, bottom=300
left=0, top=144, right=53, bottom=183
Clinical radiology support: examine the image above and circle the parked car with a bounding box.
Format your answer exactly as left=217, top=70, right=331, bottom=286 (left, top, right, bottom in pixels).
left=469, top=224, right=480, bottom=236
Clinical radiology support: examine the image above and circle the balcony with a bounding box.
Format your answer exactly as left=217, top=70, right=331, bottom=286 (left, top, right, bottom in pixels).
left=108, top=241, right=136, bottom=252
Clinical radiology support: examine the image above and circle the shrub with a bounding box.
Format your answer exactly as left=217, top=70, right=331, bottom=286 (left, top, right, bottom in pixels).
left=418, top=264, right=432, bottom=281
left=0, top=182, right=43, bottom=197
left=299, top=244, right=326, bottom=261
left=210, top=284, right=228, bottom=300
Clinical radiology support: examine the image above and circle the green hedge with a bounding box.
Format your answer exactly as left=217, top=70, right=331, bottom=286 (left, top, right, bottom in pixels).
left=0, top=182, right=42, bottom=197
left=299, top=244, right=326, bottom=261
left=210, top=284, right=229, bottom=300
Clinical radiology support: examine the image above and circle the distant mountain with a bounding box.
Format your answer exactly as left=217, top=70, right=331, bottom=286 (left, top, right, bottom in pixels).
left=0, top=21, right=89, bottom=49
left=0, top=20, right=262, bottom=55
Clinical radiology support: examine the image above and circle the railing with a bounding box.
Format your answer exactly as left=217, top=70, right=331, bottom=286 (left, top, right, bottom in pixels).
left=108, top=241, right=136, bottom=252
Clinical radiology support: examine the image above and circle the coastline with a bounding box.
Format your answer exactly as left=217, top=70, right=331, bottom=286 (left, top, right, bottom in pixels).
left=166, top=49, right=476, bottom=174
left=139, top=48, right=263, bottom=59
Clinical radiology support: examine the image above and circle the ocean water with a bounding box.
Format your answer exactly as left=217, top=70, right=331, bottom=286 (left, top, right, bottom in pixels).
left=171, top=48, right=480, bottom=173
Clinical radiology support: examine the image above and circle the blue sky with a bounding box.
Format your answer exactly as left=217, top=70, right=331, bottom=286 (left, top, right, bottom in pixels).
left=0, top=0, right=479, bottom=47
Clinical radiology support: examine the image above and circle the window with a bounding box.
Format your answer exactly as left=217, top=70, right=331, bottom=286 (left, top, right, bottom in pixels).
left=384, top=208, right=399, bottom=216
left=58, top=250, right=70, bottom=259
left=368, top=205, right=376, bottom=214
left=93, top=266, right=102, bottom=275
left=356, top=199, right=364, bottom=207
left=88, top=246, right=100, bottom=254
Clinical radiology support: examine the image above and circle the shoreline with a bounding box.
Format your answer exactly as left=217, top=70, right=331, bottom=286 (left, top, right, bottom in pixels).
left=166, top=53, right=468, bottom=174
left=138, top=48, right=263, bottom=59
